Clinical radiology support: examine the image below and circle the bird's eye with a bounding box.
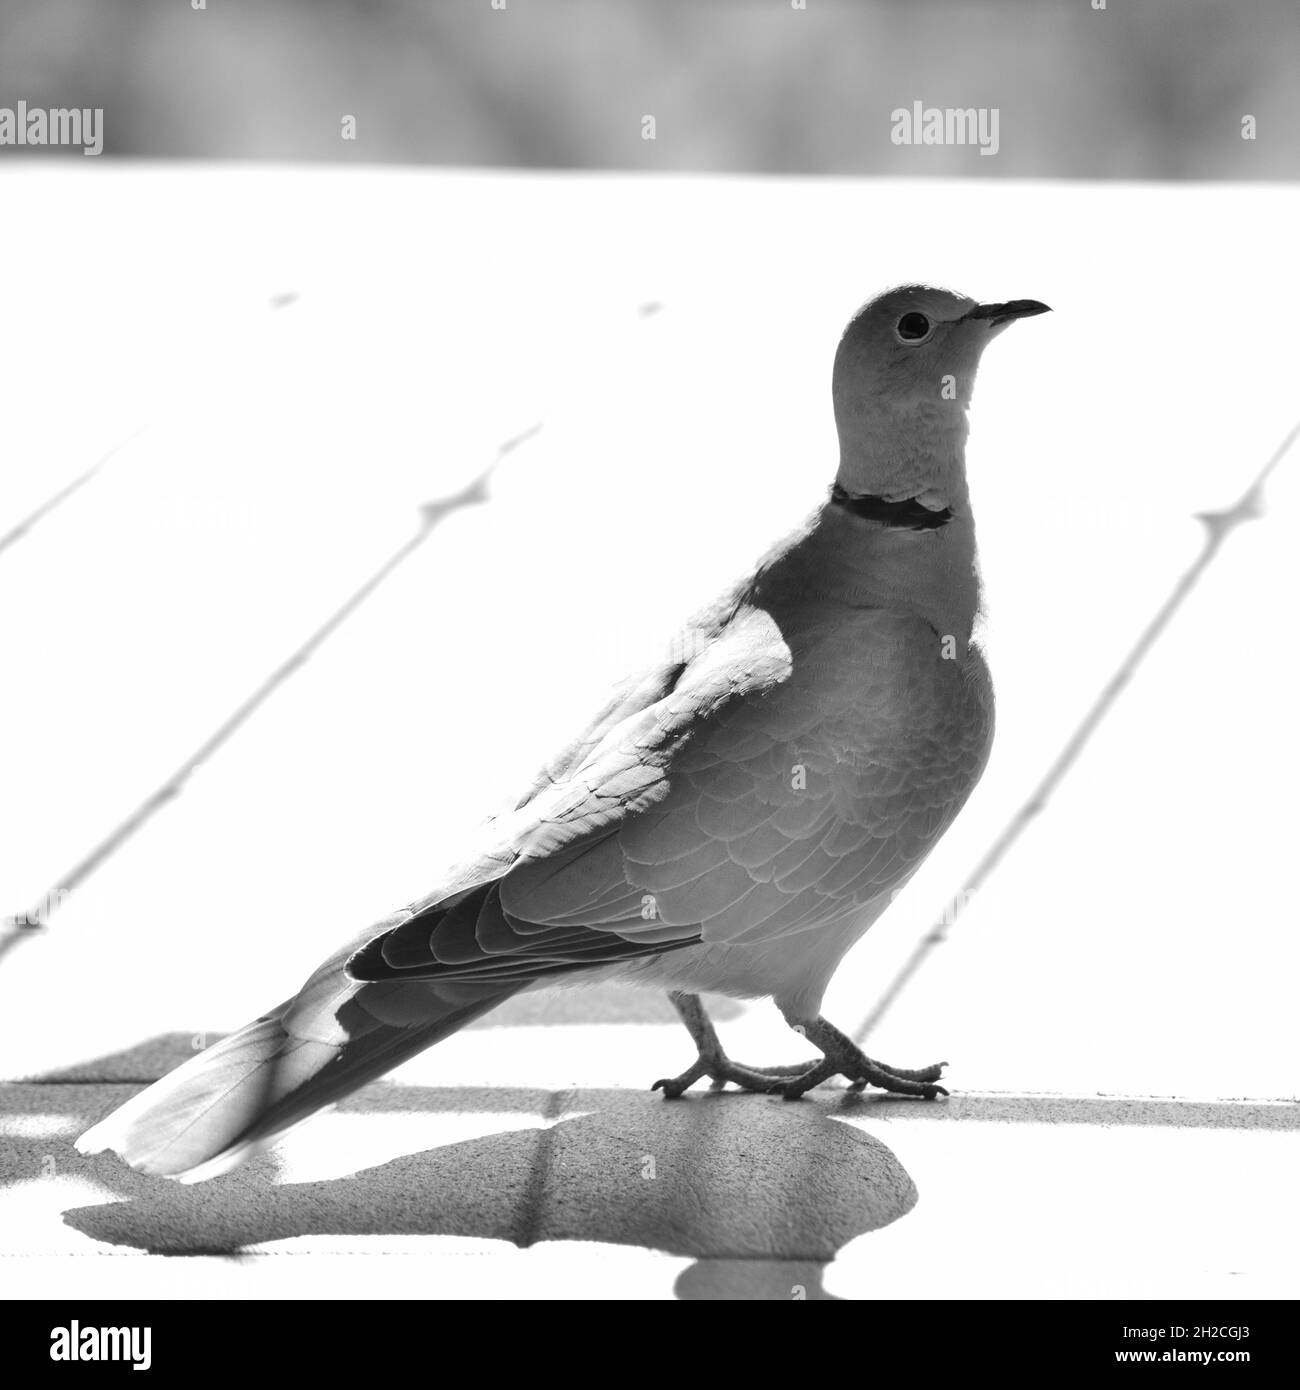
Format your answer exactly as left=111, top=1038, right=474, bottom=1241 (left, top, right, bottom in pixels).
left=895, top=312, right=932, bottom=343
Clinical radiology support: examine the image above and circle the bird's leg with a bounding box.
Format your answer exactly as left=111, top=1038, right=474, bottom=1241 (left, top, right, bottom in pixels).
left=774, top=1016, right=948, bottom=1100
left=652, top=992, right=820, bottom=1098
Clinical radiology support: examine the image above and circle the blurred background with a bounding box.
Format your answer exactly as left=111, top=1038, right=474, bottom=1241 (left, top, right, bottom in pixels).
left=2, top=0, right=1298, bottom=178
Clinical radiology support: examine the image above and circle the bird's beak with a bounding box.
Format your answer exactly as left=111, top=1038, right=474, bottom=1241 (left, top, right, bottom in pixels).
left=963, top=299, right=1052, bottom=328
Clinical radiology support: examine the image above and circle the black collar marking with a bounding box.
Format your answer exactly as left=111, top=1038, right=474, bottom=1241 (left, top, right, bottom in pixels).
left=830, top=483, right=953, bottom=530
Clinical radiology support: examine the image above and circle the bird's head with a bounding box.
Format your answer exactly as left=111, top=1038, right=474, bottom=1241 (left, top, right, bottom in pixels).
left=831, top=284, right=1049, bottom=514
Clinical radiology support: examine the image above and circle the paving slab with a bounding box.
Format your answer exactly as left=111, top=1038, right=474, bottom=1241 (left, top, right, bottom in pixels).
left=4, top=1074, right=1294, bottom=1300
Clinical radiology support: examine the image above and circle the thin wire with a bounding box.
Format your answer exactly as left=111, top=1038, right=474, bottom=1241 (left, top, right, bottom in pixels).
left=0, top=427, right=149, bottom=560
left=1, top=422, right=540, bottom=944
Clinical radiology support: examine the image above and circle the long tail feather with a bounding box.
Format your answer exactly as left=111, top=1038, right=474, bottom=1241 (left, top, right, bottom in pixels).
left=75, top=966, right=521, bottom=1181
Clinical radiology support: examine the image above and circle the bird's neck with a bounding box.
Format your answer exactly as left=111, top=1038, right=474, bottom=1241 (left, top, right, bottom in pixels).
left=834, top=398, right=970, bottom=512
left=755, top=496, right=983, bottom=653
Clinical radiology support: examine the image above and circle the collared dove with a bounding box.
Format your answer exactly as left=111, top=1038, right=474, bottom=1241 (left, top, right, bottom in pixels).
left=77, top=285, right=1049, bottom=1181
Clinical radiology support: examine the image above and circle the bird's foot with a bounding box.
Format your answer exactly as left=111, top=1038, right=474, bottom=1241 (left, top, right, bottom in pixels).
left=654, top=995, right=948, bottom=1101
left=652, top=1050, right=813, bottom=1098
left=776, top=1044, right=948, bottom=1101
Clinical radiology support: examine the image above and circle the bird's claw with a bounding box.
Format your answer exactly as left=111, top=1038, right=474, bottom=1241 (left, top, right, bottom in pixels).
left=652, top=1053, right=793, bottom=1098
left=775, top=1052, right=949, bottom=1101
left=653, top=1049, right=948, bottom=1100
